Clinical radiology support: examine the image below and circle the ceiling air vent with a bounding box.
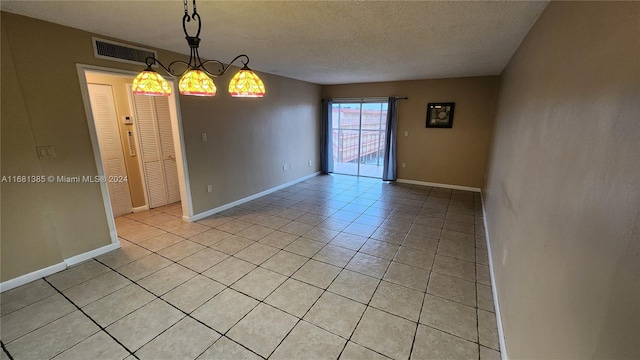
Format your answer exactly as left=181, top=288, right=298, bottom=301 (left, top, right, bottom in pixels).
left=92, top=37, right=157, bottom=67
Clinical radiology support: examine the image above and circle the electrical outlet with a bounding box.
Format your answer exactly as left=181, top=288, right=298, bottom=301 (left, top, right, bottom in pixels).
left=404, top=130, right=408, bottom=136
left=402, top=162, right=406, bottom=168
left=283, top=164, right=287, bottom=171
left=207, top=184, right=213, bottom=192
left=308, top=160, right=312, bottom=167
left=201, top=133, right=208, bottom=141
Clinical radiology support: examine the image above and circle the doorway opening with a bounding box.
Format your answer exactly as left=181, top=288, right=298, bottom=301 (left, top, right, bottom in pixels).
left=78, top=65, right=192, bottom=244
left=331, top=99, right=388, bottom=178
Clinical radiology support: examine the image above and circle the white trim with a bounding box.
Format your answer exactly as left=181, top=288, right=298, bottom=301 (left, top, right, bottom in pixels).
left=64, top=242, right=121, bottom=267
left=188, top=172, right=320, bottom=222
left=132, top=205, right=149, bottom=213
left=396, top=178, right=481, bottom=192
left=0, top=262, right=66, bottom=293
left=481, top=191, right=509, bottom=359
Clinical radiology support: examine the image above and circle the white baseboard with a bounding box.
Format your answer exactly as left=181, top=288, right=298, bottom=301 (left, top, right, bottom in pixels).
left=480, top=192, right=508, bottom=360
left=396, top=178, right=481, bottom=192
left=189, top=172, right=321, bottom=222
left=0, top=241, right=121, bottom=293
left=0, top=262, right=66, bottom=293
left=132, top=205, right=149, bottom=213
left=65, top=242, right=121, bottom=267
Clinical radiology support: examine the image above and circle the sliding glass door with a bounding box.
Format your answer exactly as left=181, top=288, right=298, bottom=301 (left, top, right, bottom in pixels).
left=331, top=100, right=388, bottom=178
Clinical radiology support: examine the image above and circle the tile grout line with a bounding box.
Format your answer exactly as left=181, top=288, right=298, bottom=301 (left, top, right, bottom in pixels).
left=0, top=340, right=14, bottom=360
left=42, top=277, right=140, bottom=360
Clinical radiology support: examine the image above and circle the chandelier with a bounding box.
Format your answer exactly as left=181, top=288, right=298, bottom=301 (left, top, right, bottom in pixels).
left=132, top=0, right=266, bottom=98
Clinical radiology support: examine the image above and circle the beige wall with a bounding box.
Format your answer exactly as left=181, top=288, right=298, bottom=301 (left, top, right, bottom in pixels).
left=85, top=73, right=146, bottom=208
left=323, top=77, right=499, bottom=188
left=483, top=2, right=640, bottom=358
left=0, top=12, right=320, bottom=282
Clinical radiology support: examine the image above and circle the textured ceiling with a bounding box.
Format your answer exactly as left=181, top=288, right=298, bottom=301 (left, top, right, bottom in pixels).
left=1, top=1, right=547, bottom=85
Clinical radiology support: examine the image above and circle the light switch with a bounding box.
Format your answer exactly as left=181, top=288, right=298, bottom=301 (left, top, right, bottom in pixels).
left=201, top=133, right=208, bottom=141
left=207, top=184, right=213, bottom=192
left=404, top=131, right=409, bottom=136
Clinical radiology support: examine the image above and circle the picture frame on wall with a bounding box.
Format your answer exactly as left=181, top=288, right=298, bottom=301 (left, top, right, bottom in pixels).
left=426, top=102, right=455, bottom=128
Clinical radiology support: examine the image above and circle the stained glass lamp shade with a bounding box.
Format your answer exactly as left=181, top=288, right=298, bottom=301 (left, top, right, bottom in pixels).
left=179, top=69, right=217, bottom=96
left=228, top=67, right=266, bottom=98
left=132, top=67, right=171, bottom=96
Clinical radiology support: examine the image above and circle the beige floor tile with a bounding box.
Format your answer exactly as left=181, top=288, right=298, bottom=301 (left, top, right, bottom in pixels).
left=124, top=209, right=162, bottom=221
left=329, top=233, right=368, bottom=251
left=0, top=293, right=75, bottom=343
left=141, top=213, right=181, bottom=227
left=237, top=224, right=276, bottom=241
left=64, top=271, right=131, bottom=307
left=136, top=317, right=220, bottom=360
left=440, top=229, right=475, bottom=247
left=258, top=231, right=300, bottom=249
left=345, top=253, right=391, bottom=279
left=232, top=267, right=287, bottom=300
left=478, top=309, right=500, bottom=350
left=136, top=232, right=184, bottom=252
left=6, top=311, right=99, bottom=360
left=328, top=269, right=379, bottom=304
left=190, top=229, right=231, bottom=247
left=401, top=235, right=439, bottom=253
left=211, top=235, right=255, bottom=255
left=477, top=263, right=492, bottom=286
left=202, top=257, right=256, bottom=286
left=197, top=337, right=261, bottom=360
left=411, top=324, right=478, bottom=360
left=51, top=331, right=129, bottom=360
left=383, top=261, right=430, bottom=292
left=227, top=304, right=298, bottom=357
left=432, top=255, right=476, bottom=282
left=414, top=215, right=445, bottom=228
left=476, top=248, right=489, bottom=265
left=121, top=226, right=167, bottom=244
left=152, top=217, right=186, bottom=232
left=359, top=239, right=400, bottom=260
left=271, top=321, right=346, bottom=359
left=443, top=220, right=475, bottom=234
left=296, top=213, right=327, bottom=226
left=370, top=228, right=406, bottom=245
left=292, top=259, right=342, bottom=289
left=318, top=218, right=351, bottom=232
left=427, top=272, right=477, bottom=307
left=280, top=221, right=315, bottom=236
left=170, top=222, right=212, bottom=238
left=394, top=247, right=435, bottom=270
left=46, top=261, right=110, bottom=291
left=284, top=237, right=326, bottom=257
left=370, top=281, right=424, bottom=322
left=351, top=307, right=417, bottom=360
left=303, top=227, right=340, bottom=243
left=477, top=284, right=495, bottom=312
left=0, top=279, right=57, bottom=316
left=192, top=288, right=258, bottom=333
left=162, top=275, right=225, bottom=313
left=304, top=292, right=366, bottom=338
left=137, top=263, right=197, bottom=296
left=409, top=224, right=442, bottom=240
left=340, top=341, right=391, bottom=360
left=156, top=240, right=206, bottom=261
left=234, top=242, right=280, bottom=265
left=216, top=219, right=253, bottom=234
left=265, top=278, right=324, bottom=317
left=481, top=346, right=502, bottom=360
left=343, top=223, right=377, bottom=238
left=83, top=284, right=155, bottom=327
left=437, top=240, right=476, bottom=262
left=97, top=241, right=151, bottom=269
left=116, top=253, right=173, bottom=281
left=261, top=250, right=309, bottom=276
left=420, top=295, right=477, bottom=342
left=107, top=299, right=184, bottom=351
left=313, top=245, right=356, bottom=267
left=178, top=248, right=229, bottom=273
left=196, top=216, right=232, bottom=229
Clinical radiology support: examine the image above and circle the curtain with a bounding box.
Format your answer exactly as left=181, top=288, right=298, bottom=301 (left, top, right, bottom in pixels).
left=382, top=97, right=399, bottom=181
left=320, top=98, right=333, bottom=174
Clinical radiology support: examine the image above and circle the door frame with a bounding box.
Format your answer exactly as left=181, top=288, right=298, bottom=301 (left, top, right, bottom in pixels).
left=76, top=64, right=194, bottom=245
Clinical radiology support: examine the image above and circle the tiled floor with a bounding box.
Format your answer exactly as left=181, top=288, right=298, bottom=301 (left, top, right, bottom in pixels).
left=1, top=174, right=501, bottom=360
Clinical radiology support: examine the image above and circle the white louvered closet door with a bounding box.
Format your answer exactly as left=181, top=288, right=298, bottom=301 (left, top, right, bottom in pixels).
left=88, top=84, right=133, bottom=217
left=131, top=92, right=181, bottom=209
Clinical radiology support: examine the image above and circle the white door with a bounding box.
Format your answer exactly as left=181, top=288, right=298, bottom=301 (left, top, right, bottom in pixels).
left=131, top=93, right=181, bottom=208
left=88, top=84, right=133, bottom=217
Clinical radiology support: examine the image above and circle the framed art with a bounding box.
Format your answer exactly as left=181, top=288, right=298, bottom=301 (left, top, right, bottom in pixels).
left=426, top=102, right=455, bottom=128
